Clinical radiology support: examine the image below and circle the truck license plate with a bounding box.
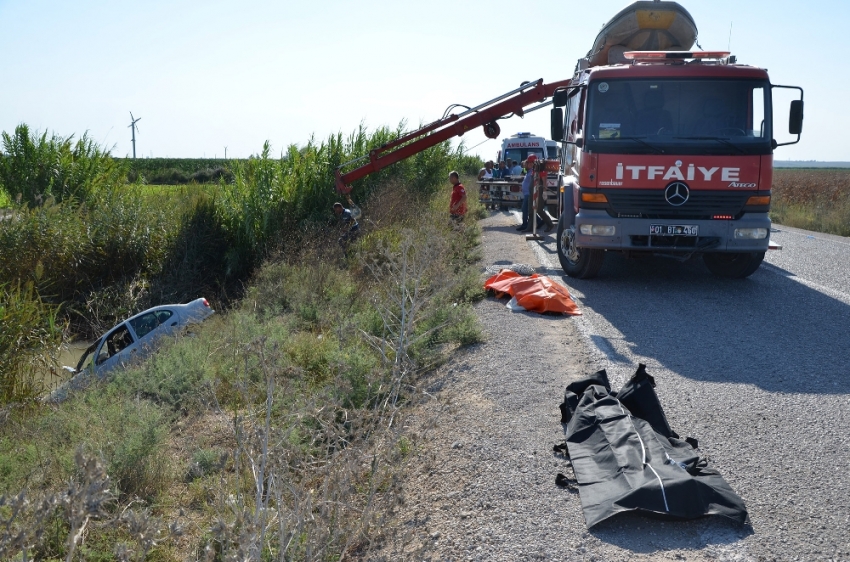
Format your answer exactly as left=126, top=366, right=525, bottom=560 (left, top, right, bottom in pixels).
left=650, top=224, right=699, bottom=236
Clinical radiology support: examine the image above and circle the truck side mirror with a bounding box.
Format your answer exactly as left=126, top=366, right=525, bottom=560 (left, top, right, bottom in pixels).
left=551, top=108, right=565, bottom=141
left=553, top=90, right=571, bottom=108
left=789, top=100, right=804, bottom=135
left=772, top=84, right=804, bottom=147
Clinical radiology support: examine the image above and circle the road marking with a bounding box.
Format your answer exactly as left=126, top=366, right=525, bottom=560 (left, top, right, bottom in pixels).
left=761, top=262, right=850, bottom=306
left=774, top=228, right=850, bottom=248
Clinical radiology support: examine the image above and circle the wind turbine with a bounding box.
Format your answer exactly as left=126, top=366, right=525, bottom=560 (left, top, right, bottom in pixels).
left=129, top=112, right=142, bottom=159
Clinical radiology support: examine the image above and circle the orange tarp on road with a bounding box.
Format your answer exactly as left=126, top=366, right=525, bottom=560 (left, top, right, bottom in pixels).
left=484, top=270, right=581, bottom=316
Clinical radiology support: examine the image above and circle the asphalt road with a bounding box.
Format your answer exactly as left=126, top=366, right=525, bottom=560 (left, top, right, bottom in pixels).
left=528, top=222, right=850, bottom=561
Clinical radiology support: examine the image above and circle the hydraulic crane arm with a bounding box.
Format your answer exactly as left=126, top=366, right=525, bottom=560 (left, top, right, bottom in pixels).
left=334, top=78, right=574, bottom=194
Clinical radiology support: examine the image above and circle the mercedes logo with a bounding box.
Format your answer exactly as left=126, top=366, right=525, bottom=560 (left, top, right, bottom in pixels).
left=665, top=182, right=690, bottom=207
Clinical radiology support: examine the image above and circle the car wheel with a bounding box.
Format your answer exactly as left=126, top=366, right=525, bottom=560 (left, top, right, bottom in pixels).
left=557, top=213, right=605, bottom=279
left=703, top=252, right=765, bottom=279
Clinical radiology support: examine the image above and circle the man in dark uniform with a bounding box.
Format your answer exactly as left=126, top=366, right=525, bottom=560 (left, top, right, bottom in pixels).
left=333, top=196, right=360, bottom=248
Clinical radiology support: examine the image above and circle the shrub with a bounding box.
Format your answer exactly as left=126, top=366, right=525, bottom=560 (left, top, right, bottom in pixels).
left=107, top=401, right=171, bottom=501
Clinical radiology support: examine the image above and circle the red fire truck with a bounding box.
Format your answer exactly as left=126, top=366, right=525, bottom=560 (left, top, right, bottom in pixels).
left=334, top=2, right=804, bottom=279
left=550, top=49, right=803, bottom=278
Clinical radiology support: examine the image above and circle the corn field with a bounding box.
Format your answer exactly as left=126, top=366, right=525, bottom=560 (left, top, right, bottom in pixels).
left=771, top=168, right=850, bottom=236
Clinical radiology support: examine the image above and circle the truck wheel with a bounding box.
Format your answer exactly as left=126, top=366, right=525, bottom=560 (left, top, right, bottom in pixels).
left=557, top=214, right=605, bottom=279
left=703, top=252, right=765, bottom=279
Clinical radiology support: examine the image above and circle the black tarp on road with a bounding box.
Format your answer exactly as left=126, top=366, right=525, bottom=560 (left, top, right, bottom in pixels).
left=559, top=365, right=749, bottom=528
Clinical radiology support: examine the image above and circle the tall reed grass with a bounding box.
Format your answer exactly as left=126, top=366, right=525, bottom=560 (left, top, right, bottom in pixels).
left=217, top=123, right=478, bottom=277
left=0, top=124, right=125, bottom=207
left=0, top=282, right=64, bottom=403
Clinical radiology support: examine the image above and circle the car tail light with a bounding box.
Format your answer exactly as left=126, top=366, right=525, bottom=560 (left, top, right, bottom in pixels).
left=202, top=298, right=210, bottom=307
left=510, top=185, right=520, bottom=192
left=712, top=215, right=734, bottom=220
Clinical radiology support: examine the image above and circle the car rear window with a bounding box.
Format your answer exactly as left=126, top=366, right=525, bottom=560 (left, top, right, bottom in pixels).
left=130, top=310, right=174, bottom=339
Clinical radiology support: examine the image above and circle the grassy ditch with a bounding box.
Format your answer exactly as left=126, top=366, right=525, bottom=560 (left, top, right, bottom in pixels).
left=0, top=123, right=481, bottom=404
left=0, top=179, right=487, bottom=560
left=771, top=169, right=850, bottom=236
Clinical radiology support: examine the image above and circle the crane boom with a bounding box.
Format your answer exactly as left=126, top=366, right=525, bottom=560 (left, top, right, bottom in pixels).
left=334, top=78, right=574, bottom=194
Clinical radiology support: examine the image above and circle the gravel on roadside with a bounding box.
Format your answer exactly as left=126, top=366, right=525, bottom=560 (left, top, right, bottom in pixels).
left=370, top=211, right=762, bottom=562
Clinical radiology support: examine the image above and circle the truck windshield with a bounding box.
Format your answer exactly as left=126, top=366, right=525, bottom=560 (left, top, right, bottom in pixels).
left=585, top=78, right=771, bottom=155
left=505, top=148, right=545, bottom=164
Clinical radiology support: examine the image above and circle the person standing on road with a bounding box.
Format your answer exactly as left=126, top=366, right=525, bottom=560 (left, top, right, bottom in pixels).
left=517, top=159, right=534, bottom=232
left=533, top=156, right=554, bottom=232
left=478, top=160, right=495, bottom=181
left=495, top=161, right=509, bottom=178
left=510, top=160, right=523, bottom=175
left=517, top=155, right=553, bottom=233
left=449, top=171, right=467, bottom=223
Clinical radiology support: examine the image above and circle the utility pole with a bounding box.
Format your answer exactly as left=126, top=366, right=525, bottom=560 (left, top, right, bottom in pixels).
left=224, top=146, right=227, bottom=159
left=128, top=112, right=141, bottom=159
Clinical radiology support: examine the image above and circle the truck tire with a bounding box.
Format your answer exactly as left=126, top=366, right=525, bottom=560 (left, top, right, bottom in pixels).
left=557, top=213, right=605, bottom=279
left=703, top=252, right=765, bottom=279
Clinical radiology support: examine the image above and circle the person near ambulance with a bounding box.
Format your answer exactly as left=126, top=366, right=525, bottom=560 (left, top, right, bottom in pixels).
left=478, top=160, right=495, bottom=181
left=516, top=159, right=534, bottom=231
left=449, top=171, right=467, bottom=222
left=516, top=154, right=553, bottom=233
left=534, top=155, right=554, bottom=232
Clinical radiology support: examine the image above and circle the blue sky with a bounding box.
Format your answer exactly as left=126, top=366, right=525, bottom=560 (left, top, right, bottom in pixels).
left=1, top=0, right=847, bottom=161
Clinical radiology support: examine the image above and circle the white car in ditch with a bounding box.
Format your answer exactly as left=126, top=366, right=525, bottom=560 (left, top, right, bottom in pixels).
left=49, top=298, right=214, bottom=401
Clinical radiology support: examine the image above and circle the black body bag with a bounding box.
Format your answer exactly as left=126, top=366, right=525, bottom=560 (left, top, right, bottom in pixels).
left=559, top=364, right=749, bottom=528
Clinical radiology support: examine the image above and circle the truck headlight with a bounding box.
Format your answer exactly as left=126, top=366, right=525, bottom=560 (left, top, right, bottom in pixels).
left=734, top=228, right=768, bottom=240
left=580, top=225, right=617, bottom=236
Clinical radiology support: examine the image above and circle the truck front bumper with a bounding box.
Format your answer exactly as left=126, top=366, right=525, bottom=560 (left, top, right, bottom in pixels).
left=574, top=210, right=771, bottom=253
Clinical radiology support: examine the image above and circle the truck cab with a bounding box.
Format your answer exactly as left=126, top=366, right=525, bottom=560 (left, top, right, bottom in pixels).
left=552, top=52, right=804, bottom=278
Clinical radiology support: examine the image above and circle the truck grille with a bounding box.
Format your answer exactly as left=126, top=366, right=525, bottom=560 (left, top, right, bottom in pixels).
left=604, top=190, right=752, bottom=220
